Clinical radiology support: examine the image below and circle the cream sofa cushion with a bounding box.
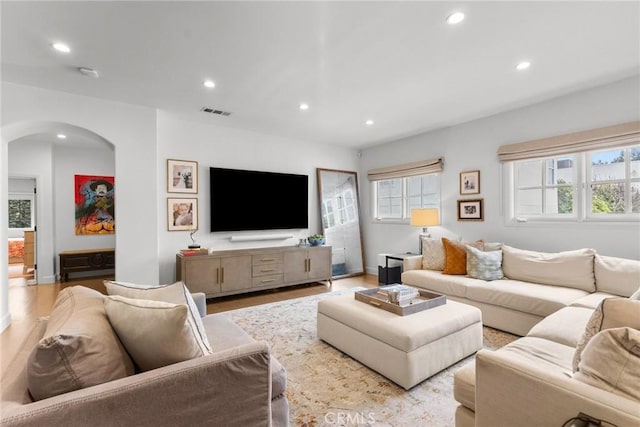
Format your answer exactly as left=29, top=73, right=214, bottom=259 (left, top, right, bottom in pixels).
left=502, top=245, right=596, bottom=292
left=594, top=254, right=640, bottom=297
left=104, top=295, right=210, bottom=371
left=574, top=327, right=640, bottom=401
left=573, top=298, right=640, bottom=372
left=527, top=306, right=594, bottom=348
left=27, top=286, right=134, bottom=401
left=104, top=280, right=212, bottom=354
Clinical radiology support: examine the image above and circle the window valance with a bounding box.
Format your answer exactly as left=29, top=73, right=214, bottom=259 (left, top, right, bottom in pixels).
left=497, top=121, right=640, bottom=162
left=367, top=157, right=444, bottom=181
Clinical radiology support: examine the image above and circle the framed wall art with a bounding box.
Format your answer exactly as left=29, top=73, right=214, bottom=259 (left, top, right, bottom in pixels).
left=75, top=175, right=115, bottom=235
left=457, top=199, right=484, bottom=221
left=460, top=170, right=480, bottom=195
left=167, top=198, right=198, bottom=231
left=167, top=159, right=198, bottom=193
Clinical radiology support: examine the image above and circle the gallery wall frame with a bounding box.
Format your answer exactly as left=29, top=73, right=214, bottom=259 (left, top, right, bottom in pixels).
left=167, top=197, right=198, bottom=231
left=457, top=198, right=484, bottom=221
left=460, top=170, right=480, bottom=195
left=167, top=159, right=198, bottom=194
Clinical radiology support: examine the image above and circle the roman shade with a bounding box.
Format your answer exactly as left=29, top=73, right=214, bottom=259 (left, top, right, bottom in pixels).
left=367, top=157, right=443, bottom=181
left=497, top=121, right=640, bottom=162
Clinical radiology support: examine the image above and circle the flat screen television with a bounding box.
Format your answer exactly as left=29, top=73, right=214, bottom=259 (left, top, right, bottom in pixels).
left=210, top=167, right=309, bottom=232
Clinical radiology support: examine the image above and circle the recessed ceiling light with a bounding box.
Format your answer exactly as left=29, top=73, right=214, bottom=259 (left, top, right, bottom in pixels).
left=51, top=42, right=71, bottom=53
left=365, top=119, right=374, bottom=126
left=203, top=80, right=215, bottom=88
left=446, top=12, right=465, bottom=25
left=299, top=103, right=309, bottom=111
left=78, top=67, right=99, bottom=78
left=56, top=134, right=67, bottom=139
left=516, top=61, right=531, bottom=71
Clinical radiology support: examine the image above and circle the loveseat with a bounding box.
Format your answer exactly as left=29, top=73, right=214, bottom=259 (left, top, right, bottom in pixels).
left=0, top=283, right=289, bottom=427
left=401, top=240, right=640, bottom=426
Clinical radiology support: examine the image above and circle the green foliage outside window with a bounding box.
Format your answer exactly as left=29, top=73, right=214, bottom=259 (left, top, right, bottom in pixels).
left=8, top=200, right=32, bottom=228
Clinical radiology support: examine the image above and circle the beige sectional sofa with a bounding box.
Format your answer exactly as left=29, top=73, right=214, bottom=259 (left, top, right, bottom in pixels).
left=402, top=242, right=640, bottom=427
left=1, top=284, right=288, bottom=427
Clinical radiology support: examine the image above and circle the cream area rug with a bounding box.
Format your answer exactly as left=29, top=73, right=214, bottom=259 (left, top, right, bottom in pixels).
left=226, top=289, right=517, bottom=427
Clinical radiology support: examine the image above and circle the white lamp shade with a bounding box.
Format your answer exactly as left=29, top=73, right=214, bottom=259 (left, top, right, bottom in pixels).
left=410, top=208, right=440, bottom=227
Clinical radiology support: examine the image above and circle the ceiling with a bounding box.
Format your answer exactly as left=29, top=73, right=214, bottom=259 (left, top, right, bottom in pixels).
left=2, top=1, right=639, bottom=149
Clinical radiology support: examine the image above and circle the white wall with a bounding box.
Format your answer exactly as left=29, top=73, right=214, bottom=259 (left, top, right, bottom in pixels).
left=1, top=82, right=158, bottom=332
left=53, top=144, right=116, bottom=274
left=156, top=111, right=360, bottom=283
left=360, top=76, right=640, bottom=274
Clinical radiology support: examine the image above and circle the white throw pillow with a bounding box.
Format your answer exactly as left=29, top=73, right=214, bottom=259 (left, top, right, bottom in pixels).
left=104, top=281, right=212, bottom=354
left=466, top=245, right=503, bottom=281
left=104, top=295, right=210, bottom=371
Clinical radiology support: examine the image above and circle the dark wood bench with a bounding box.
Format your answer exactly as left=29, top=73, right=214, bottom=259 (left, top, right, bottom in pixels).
left=59, top=248, right=115, bottom=282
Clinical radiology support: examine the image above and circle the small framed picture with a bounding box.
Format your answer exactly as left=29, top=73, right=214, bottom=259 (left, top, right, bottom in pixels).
left=460, top=170, right=480, bottom=195
left=167, top=159, right=198, bottom=193
left=167, top=198, right=198, bottom=231
left=458, top=199, right=484, bottom=221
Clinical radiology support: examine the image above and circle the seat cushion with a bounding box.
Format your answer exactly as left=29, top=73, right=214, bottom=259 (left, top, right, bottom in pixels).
left=569, top=292, right=617, bottom=309
left=497, top=336, right=575, bottom=374
left=466, top=279, right=588, bottom=318
left=453, top=362, right=476, bottom=411
left=27, top=286, right=135, bottom=401
left=527, top=306, right=594, bottom=348
left=401, top=269, right=483, bottom=298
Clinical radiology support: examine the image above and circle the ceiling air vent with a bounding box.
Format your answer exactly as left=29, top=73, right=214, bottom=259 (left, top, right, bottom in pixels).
left=201, top=107, right=231, bottom=116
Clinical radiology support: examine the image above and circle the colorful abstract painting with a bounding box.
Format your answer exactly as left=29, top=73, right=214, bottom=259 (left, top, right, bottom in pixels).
left=75, top=175, right=115, bottom=235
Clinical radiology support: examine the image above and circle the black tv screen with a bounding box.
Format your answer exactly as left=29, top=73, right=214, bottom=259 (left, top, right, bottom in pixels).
left=210, top=167, right=309, bottom=232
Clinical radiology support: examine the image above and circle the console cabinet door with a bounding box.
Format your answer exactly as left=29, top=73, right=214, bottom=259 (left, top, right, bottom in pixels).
left=220, top=255, right=252, bottom=292
left=283, top=249, right=309, bottom=283
left=183, top=256, right=221, bottom=295
left=308, top=246, right=332, bottom=281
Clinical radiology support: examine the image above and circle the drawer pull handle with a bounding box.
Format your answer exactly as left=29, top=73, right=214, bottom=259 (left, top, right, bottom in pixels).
left=260, top=258, right=276, bottom=262
left=261, top=279, right=276, bottom=283
left=261, top=268, right=276, bottom=272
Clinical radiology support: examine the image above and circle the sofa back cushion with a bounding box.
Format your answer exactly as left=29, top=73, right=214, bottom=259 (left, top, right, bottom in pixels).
left=27, top=286, right=135, bottom=401
left=594, top=254, right=640, bottom=297
left=502, top=245, right=596, bottom=292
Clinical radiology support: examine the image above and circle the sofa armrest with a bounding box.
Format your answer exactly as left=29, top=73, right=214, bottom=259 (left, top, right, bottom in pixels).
left=475, top=349, right=640, bottom=427
left=191, top=292, right=207, bottom=317
left=403, top=255, right=423, bottom=272
left=1, top=342, right=273, bottom=427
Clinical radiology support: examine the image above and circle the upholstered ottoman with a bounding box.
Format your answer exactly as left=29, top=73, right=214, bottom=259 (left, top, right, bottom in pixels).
left=317, top=293, right=482, bottom=389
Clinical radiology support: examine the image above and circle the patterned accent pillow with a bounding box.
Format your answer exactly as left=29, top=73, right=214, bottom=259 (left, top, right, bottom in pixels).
left=572, top=298, right=640, bottom=372
left=421, top=237, right=445, bottom=270
left=442, top=238, right=484, bottom=275
left=466, top=245, right=503, bottom=281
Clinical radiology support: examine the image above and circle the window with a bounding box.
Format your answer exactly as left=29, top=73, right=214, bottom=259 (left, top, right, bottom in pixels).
left=508, top=145, right=640, bottom=222
left=8, top=196, right=35, bottom=229
left=374, top=174, right=440, bottom=221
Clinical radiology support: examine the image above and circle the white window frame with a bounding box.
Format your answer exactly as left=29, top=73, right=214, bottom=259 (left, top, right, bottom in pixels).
left=372, top=173, right=441, bottom=223
left=505, top=146, right=640, bottom=224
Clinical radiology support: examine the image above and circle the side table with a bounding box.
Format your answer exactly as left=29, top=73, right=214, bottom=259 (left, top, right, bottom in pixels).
left=379, top=253, right=418, bottom=285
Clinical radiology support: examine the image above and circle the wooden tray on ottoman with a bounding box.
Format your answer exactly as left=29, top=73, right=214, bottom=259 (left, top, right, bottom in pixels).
left=355, top=287, right=446, bottom=316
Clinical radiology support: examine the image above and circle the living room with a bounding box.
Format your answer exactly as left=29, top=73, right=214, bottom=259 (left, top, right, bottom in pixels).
left=1, top=2, right=639, bottom=426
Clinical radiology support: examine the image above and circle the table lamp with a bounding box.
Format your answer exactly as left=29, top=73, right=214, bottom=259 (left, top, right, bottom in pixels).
left=410, top=208, right=440, bottom=253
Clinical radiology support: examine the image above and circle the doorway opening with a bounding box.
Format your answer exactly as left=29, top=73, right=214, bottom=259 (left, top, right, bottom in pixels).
left=7, top=177, right=37, bottom=284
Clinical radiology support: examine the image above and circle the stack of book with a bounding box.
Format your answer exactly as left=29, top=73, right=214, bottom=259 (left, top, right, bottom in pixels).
left=377, top=284, right=419, bottom=303
left=180, top=248, right=209, bottom=256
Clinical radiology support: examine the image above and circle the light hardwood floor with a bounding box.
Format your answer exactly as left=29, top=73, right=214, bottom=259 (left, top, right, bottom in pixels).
left=1, top=272, right=378, bottom=372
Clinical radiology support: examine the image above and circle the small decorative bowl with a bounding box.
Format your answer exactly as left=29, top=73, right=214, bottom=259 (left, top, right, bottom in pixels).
left=308, top=237, right=325, bottom=246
